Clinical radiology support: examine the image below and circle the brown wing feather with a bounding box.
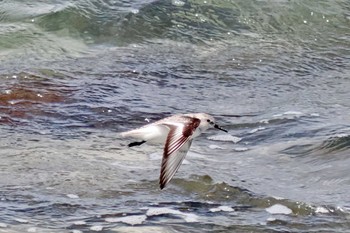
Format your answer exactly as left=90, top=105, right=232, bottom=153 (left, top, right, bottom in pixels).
left=159, top=118, right=200, bottom=189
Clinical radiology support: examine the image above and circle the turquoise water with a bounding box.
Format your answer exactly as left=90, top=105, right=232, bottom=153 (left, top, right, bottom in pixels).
left=1, top=0, right=350, bottom=232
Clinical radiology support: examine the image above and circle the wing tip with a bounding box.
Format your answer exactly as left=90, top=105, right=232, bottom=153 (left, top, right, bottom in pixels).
left=159, top=172, right=168, bottom=190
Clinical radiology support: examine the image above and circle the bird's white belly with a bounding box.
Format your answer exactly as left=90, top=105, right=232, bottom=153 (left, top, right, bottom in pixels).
left=132, top=125, right=170, bottom=144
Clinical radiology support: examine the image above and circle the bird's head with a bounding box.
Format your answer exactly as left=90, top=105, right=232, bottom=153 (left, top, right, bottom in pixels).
left=188, top=113, right=228, bottom=133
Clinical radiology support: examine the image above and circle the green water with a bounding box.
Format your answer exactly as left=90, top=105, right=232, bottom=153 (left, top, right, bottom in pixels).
left=1, top=0, right=350, bottom=232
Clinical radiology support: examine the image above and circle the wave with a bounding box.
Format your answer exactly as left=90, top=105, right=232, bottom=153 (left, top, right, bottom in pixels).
left=283, top=134, right=350, bottom=157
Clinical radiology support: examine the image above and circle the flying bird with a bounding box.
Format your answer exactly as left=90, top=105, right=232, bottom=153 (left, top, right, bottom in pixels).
left=120, top=113, right=227, bottom=189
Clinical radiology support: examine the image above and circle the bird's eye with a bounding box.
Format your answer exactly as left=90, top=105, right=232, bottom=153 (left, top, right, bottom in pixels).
left=207, top=119, right=214, bottom=125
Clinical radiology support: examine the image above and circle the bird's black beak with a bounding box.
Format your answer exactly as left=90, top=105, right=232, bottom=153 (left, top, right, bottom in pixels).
left=214, top=124, right=228, bottom=133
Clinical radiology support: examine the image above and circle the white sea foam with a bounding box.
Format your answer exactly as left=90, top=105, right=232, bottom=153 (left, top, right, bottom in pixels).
left=73, top=221, right=86, bottom=225
left=234, top=147, right=249, bottom=152
left=146, top=207, right=199, bottom=222
left=272, top=196, right=286, bottom=200
left=249, top=126, right=266, bottom=134
left=90, top=225, right=103, bottom=231
left=207, top=134, right=241, bottom=143
left=273, top=111, right=303, bottom=117
left=283, top=111, right=303, bottom=115
left=105, top=215, right=147, bottom=225
left=172, top=0, right=185, bottom=6
left=208, top=144, right=224, bottom=149
left=315, top=206, right=329, bottom=214
left=260, top=119, right=269, bottom=124
left=66, top=194, right=79, bottom=199
left=334, top=133, right=349, bottom=138
left=265, top=204, right=292, bottom=215
left=146, top=207, right=180, bottom=216
left=14, top=218, right=29, bottom=223
left=114, top=226, right=172, bottom=233
left=209, top=205, right=234, bottom=212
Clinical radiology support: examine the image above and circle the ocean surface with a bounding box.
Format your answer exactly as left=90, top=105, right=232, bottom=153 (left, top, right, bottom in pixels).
left=1, top=0, right=350, bottom=232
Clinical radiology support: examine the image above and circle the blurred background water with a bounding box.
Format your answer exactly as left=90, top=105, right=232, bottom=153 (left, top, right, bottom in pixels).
left=1, top=0, right=350, bottom=232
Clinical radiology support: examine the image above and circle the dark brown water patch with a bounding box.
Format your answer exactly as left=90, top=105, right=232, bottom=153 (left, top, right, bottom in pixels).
left=0, top=72, right=73, bottom=125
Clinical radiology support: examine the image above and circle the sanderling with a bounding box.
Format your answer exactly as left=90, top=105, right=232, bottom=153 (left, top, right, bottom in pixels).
left=120, top=113, right=227, bottom=189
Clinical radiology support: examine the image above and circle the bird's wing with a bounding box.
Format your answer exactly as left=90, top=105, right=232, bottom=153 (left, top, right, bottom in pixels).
left=159, top=118, right=200, bottom=189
